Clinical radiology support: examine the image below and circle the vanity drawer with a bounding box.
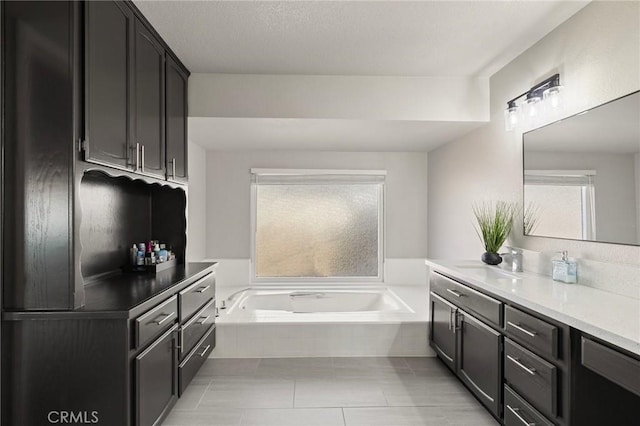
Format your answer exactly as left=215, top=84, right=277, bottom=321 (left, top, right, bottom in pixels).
left=179, top=325, right=215, bottom=395
left=505, top=305, right=558, bottom=359
left=504, top=385, right=554, bottom=426
left=504, top=338, right=557, bottom=417
left=431, top=272, right=502, bottom=326
left=179, top=272, right=215, bottom=322
left=135, top=295, right=179, bottom=349
left=180, top=298, right=216, bottom=360
left=582, top=337, right=640, bottom=397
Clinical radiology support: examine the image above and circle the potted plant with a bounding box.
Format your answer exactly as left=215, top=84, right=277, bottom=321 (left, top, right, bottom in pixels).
left=472, top=201, right=515, bottom=265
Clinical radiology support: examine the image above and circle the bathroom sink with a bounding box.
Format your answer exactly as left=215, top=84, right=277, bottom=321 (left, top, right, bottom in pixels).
left=455, top=265, right=523, bottom=281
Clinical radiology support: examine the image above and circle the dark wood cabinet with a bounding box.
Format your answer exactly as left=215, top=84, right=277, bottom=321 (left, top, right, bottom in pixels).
left=3, top=1, right=195, bottom=425
left=429, top=274, right=503, bottom=420
left=429, top=292, right=457, bottom=372
left=136, top=324, right=179, bottom=426
left=134, top=18, right=166, bottom=179
left=2, top=264, right=217, bottom=426
left=458, top=309, right=502, bottom=418
left=2, top=0, right=78, bottom=310
left=85, top=0, right=134, bottom=170
left=85, top=1, right=188, bottom=181
left=165, top=55, right=189, bottom=183
left=429, top=271, right=574, bottom=426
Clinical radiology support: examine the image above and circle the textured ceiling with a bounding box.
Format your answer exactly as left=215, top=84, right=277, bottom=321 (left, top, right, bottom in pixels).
left=134, top=0, right=589, bottom=77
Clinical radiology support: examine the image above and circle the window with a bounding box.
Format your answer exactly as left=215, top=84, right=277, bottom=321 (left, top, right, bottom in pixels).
left=251, top=169, right=385, bottom=282
left=524, top=171, right=596, bottom=240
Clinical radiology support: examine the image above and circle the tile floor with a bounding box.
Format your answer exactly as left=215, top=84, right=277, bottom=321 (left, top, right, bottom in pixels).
left=163, top=357, right=499, bottom=426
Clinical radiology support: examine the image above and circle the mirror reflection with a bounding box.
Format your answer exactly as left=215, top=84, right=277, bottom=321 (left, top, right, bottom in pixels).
left=523, top=91, right=640, bottom=245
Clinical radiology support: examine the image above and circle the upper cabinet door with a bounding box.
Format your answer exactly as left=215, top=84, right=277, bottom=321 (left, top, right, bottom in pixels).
left=134, top=19, right=166, bottom=179
left=165, top=55, right=188, bottom=183
left=85, top=0, right=134, bottom=170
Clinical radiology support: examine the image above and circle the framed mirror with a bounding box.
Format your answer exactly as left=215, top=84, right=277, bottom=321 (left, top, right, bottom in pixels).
left=523, top=91, right=640, bottom=246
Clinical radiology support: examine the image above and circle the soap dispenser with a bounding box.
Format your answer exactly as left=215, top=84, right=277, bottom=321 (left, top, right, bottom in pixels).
left=552, top=251, right=578, bottom=283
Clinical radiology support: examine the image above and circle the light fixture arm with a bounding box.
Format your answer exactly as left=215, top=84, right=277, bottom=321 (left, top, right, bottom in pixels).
left=507, top=73, right=560, bottom=106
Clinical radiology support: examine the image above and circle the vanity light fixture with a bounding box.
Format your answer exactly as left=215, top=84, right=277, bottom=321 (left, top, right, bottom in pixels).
left=504, top=73, right=562, bottom=131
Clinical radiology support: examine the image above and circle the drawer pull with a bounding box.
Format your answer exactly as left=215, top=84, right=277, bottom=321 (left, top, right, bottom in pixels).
left=507, top=355, right=537, bottom=375
left=446, top=288, right=464, bottom=298
left=196, top=285, right=211, bottom=293
left=507, top=405, right=536, bottom=426
left=508, top=321, right=538, bottom=337
left=154, top=312, right=176, bottom=325
left=198, top=344, right=211, bottom=357
left=197, top=315, right=211, bottom=325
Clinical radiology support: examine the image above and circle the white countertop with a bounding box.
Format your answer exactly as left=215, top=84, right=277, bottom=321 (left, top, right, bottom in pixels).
left=425, top=259, right=640, bottom=356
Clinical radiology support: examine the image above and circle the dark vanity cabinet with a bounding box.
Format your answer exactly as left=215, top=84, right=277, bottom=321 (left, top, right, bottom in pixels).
left=429, top=273, right=503, bottom=419
left=85, top=0, right=135, bottom=170
left=429, top=293, right=457, bottom=371
left=429, top=270, right=573, bottom=426
left=571, top=333, right=640, bottom=425
left=458, top=310, right=502, bottom=417
left=166, top=55, right=189, bottom=183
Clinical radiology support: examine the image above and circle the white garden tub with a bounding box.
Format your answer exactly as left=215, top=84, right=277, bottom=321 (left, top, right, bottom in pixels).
left=225, top=287, right=413, bottom=315
left=214, top=286, right=430, bottom=358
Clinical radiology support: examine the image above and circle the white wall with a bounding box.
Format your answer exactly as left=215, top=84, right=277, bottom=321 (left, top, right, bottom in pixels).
left=636, top=152, right=640, bottom=244
left=186, top=141, right=208, bottom=260
left=189, top=74, right=489, bottom=122
left=525, top=151, right=638, bottom=245
left=205, top=150, right=428, bottom=260
left=428, top=1, right=640, bottom=268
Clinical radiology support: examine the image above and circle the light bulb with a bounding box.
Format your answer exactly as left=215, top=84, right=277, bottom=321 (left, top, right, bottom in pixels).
left=543, top=85, right=563, bottom=114
left=504, top=104, right=519, bottom=131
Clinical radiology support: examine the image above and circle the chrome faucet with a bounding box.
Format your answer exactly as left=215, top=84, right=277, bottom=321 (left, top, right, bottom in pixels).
left=501, top=247, right=524, bottom=272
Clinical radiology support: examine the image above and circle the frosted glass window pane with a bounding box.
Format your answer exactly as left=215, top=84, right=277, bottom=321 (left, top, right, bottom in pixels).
left=255, top=184, right=380, bottom=278
left=525, top=184, right=583, bottom=239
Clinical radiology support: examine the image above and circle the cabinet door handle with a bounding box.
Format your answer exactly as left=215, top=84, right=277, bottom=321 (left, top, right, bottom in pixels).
left=172, top=158, right=176, bottom=179
left=506, top=405, right=536, bottom=425
left=448, top=308, right=457, bottom=331
left=446, top=289, right=463, bottom=298
left=198, top=344, right=211, bottom=357
left=141, top=144, right=145, bottom=172
left=154, top=311, right=175, bottom=325
left=197, top=315, right=211, bottom=325
left=507, top=321, right=537, bottom=337
left=507, top=355, right=537, bottom=375
left=196, top=285, right=211, bottom=293
left=135, top=143, right=140, bottom=171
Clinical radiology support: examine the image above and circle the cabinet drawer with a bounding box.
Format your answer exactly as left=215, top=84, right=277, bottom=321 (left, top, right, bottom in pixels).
left=505, top=305, right=558, bottom=359
left=179, top=273, right=215, bottom=322
left=136, top=296, right=178, bottom=349
left=504, top=338, right=557, bottom=417
left=504, top=385, right=554, bottom=426
left=179, top=325, right=215, bottom=395
left=431, top=273, right=502, bottom=326
left=582, top=337, right=640, bottom=397
left=180, top=298, right=216, bottom=359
